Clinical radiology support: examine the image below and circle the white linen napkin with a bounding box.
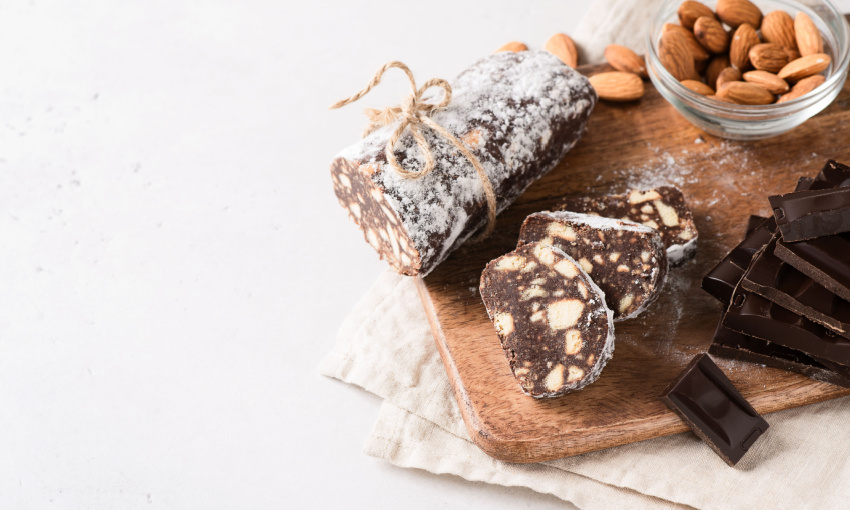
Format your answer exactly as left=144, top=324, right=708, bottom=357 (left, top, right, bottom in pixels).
left=320, top=1, right=850, bottom=507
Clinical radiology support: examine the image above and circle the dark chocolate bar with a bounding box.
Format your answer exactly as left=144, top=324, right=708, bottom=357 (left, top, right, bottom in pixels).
left=723, top=286, right=850, bottom=366
left=660, top=353, right=769, bottom=466
left=741, top=235, right=850, bottom=337
left=701, top=218, right=775, bottom=305
left=769, top=187, right=850, bottom=242
left=709, top=317, right=850, bottom=388
left=702, top=178, right=813, bottom=305
left=775, top=232, right=850, bottom=303
left=745, top=215, right=769, bottom=236
left=812, top=159, right=850, bottom=190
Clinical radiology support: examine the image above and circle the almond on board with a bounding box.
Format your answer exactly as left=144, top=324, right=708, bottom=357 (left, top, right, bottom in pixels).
left=495, top=41, right=528, bottom=53
left=545, top=33, right=579, bottom=68
left=588, top=72, right=645, bottom=101
left=605, top=45, right=648, bottom=78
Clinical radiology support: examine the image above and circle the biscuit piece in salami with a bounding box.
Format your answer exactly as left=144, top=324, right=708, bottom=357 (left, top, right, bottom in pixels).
left=518, top=211, right=668, bottom=320
left=479, top=242, right=615, bottom=398
left=557, top=186, right=698, bottom=265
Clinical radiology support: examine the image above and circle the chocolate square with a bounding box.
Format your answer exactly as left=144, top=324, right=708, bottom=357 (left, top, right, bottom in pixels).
left=661, top=354, right=769, bottom=466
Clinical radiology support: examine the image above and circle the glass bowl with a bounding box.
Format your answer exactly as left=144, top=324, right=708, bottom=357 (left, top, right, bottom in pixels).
left=646, top=0, right=850, bottom=140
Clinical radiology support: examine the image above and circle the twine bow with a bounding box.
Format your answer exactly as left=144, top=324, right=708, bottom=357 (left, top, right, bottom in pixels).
left=329, top=61, right=496, bottom=239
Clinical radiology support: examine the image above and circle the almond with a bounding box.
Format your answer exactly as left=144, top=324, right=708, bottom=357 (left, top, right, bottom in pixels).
left=716, top=66, right=743, bottom=89
left=716, top=0, right=763, bottom=29
left=663, top=23, right=711, bottom=62
left=659, top=29, right=700, bottom=81
left=604, top=45, right=648, bottom=78
left=785, top=47, right=802, bottom=61
left=495, top=41, right=528, bottom=53
left=678, top=1, right=716, bottom=29
left=742, top=70, right=790, bottom=94
left=729, top=23, right=760, bottom=70
left=709, top=94, right=738, bottom=103
left=545, top=33, right=578, bottom=68
left=777, top=74, right=826, bottom=103
left=706, top=55, right=731, bottom=87
left=777, top=53, right=831, bottom=82
left=795, top=12, right=824, bottom=56
left=749, top=43, right=790, bottom=73
left=681, top=79, right=715, bottom=95
left=588, top=72, right=645, bottom=102
left=761, top=11, right=797, bottom=50
left=717, top=81, right=776, bottom=104
left=694, top=16, right=730, bottom=54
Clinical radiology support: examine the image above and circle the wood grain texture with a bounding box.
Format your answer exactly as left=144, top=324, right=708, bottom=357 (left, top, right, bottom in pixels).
left=417, top=55, right=850, bottom=464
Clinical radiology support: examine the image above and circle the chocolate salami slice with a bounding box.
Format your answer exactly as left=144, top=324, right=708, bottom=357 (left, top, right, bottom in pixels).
left=556, top=186, right=698, bottom=265
left=517, top=211, right=667, bottom=320
left=479, top=242, right=614, bottom=398
left=330, top=51, right=597, bottom=276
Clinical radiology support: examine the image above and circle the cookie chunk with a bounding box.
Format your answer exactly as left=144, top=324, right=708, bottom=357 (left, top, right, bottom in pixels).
left=557, top=186, right=698, bottom=265
left=479, top=242, right=615, bottom=398
left=518, top=211, right=668, bottom=320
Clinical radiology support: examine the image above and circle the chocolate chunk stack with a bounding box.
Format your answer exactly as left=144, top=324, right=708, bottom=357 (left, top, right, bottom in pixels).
left=703, top=160, right=850, bottom=388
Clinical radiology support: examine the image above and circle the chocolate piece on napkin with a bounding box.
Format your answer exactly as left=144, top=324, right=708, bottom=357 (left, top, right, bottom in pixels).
left=661, top=353, right=769, bottom=466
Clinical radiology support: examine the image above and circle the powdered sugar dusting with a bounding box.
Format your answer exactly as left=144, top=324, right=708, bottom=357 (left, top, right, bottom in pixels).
left=336, top=50, right=597, bottom=275
left=537, top=210, right=657, bottom=235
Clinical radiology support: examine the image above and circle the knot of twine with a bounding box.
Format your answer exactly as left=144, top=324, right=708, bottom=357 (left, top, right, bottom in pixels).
left=329, top=61, right=496, bottom=239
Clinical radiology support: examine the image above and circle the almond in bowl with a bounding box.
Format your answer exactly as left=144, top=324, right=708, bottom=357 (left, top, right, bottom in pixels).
left=646, top=0, right=849, bottom=139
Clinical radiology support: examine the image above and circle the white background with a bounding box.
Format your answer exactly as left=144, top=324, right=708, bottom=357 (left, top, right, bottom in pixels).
left=3, top=1, right=849, bottom=509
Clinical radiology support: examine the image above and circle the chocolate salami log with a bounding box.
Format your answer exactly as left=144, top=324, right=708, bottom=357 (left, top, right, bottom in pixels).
left=330, top=51, right=597, bottom=276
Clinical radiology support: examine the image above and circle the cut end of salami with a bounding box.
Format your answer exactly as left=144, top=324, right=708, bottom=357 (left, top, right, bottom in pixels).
left=330, top=157, right=423, bottom=275
left=480, top=242, right=615, bottom=398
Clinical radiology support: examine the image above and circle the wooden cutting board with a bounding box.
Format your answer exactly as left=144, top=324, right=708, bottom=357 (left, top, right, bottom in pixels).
left=416, top=56, right=850, bottom=464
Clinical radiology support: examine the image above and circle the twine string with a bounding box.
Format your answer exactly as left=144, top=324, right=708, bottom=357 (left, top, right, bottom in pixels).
left=329, top=61, right=496, bottom=239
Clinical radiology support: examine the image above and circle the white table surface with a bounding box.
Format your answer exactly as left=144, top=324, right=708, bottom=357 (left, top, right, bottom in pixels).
left=4, top=1, right=849, bottom=508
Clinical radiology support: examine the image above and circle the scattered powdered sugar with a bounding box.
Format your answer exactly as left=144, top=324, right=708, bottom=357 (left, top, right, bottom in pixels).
left=537, top=210, right=657, bottom=235
left=336, top=51, right=596, bottom=275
